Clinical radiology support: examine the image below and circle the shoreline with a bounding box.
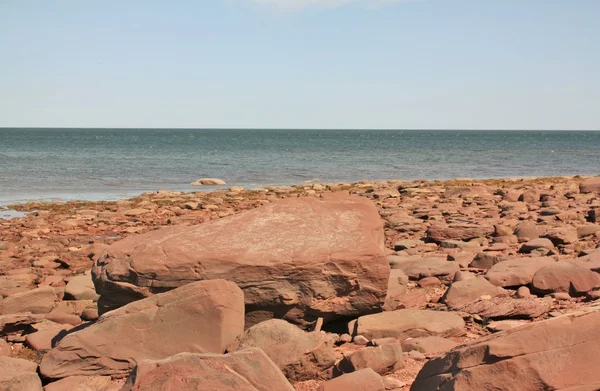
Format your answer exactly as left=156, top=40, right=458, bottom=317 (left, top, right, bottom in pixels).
left=2, top=174, right=593, bottom=214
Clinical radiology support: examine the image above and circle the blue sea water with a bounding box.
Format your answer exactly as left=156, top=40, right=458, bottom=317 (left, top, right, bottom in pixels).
left=0, top=128, right=598, bottom=206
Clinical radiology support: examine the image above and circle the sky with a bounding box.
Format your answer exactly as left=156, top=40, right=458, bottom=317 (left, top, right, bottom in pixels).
left=0, top=0, right=599, bottom=130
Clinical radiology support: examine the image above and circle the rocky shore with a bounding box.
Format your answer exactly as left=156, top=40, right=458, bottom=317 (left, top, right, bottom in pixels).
left=1, top=175, right=600, bottom=390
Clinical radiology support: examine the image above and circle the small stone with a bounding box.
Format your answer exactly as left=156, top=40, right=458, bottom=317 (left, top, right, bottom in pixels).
left=354, top=335, right=370, bottom=345
left=408, top=350, right=426, bottom=360
left=516, top=286, right=531, bottom=298
left=339, top=334, right=352, bottom=343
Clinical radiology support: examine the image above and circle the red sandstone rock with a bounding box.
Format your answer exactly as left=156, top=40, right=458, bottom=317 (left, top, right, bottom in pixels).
left=350, top=309, right=465, bottom=341
left=531, top=261, right=600, bottom=295
left=121, top=348, right=295, bottom=391
left=317, top=368, right=385, bottom=391
left=580, top=177, right=600, bottom=194
left=40, top=280, right=244, bottom=379
left=93, top=194, right=389, bottom=329
left=442, top=277, right=508, bottom=308
left=227, top=319, right=336, bottom=381
left=486, top=257, right=556, bottom=287
left=411, top=309, right=600, bottom=390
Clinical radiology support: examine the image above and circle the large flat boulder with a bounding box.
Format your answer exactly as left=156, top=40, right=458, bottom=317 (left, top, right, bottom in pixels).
left=0, top=287, right=56, bottom=315
left=120, top=348, right=295, bottom=391
left=317, top=368, right=385, bottom=391
left=350, top=309, right=465, bottom=341
left=486, top=257, right=556, bottom=287
left=442, top=277, right=508, bottom=309
left=40, top=280, right=244, bottom=379
left=427, top=224, right=494, bottom=242
left=227, top=319, right=336, bottom=381
left=532, top=261, right=600, bottom=295
left=0, top=356, right=43, bottom=391
left=580, top=177, right=600, bottom=194
left=93, top=193, right=389, bottom=329
left=411, top=309, right=600, bottom=390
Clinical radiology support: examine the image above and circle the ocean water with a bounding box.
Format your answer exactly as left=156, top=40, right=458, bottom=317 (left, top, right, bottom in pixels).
left=0, top=128, right=598, bottom=206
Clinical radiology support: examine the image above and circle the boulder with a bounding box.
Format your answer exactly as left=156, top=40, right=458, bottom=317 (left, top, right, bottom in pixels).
left=336, top=342, right=404, bottom=375
left=513, top=222, right=539, bottom=241
left=518, top=189, right=540, bottom=203
left=350, top=309, right=465, bottom=341
left=442, top=277, right=508, bottom=308
left=190, top=178, right=227, bottom=185
left=486, top=257, right=556, bottom=287
left=0, top=356, right=43, bottom=391
left=545, top=228, right=578, bottom=246
left=580, top=177, right=600, bottom=193
left=40, top=280, right=244, bottom=379
left=0, top=339, right=11, bottom=356
left=401, top=336, right=458, bottom=355
left=121, top=348, right=295, bottom=391
left=454, top=296, right=551, bottom=319
left=0, top=313, right=45, bottom=336
left=531, top=261, right=600, bottom=295
left=317, top=368, right=385, bottom=391
left=93, top=194, right=389, bottom=329
left=0, top=287, right=56, bottom=315
left=426, top=224, right=493, bottom=242
left=393, top=258, right=459, bottom=282
left=411, top=309, right=600, bottom=390
left=44, top=376, right=112, bottom=391
left=519, top=238, right=555, bottom=254
left=64, top=273, right=99, bottom=302
left=227, top=319, right=336, bottom=381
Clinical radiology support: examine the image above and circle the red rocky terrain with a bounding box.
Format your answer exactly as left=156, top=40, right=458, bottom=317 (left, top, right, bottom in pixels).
left=1, top=175, right=599, bottom=390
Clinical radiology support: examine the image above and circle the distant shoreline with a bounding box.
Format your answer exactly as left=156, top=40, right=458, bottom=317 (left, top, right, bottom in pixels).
left=2, top=175, right=593, bottom=216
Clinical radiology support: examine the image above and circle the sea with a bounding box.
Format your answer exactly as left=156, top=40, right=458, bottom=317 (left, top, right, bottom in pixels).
left=1, top=128, right=599, bottom=211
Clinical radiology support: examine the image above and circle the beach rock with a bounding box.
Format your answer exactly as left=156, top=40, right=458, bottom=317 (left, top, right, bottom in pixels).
left=545, top=228, right=578, bottom=246
left=0, top=356, right=43, bottom=391
left=64, top=273, right=99, bottom=301
left=44, top=376, right=112, bottom=391
left=120, top=348, right=295, bottom=391
left=39, top=280, right=244, bottom=379
left=531, top=261, right=600, bottom=295
left=0, top=287, right=56, bottom=315
left=514, top=222, right=540, bottom=241
left=442, top=277, right=508, bottom=308
left=518, top=189, right=540, bottom=203
left=486, top=256, right=556, bottom=287
left=426, top=224, right=493, bottom=242
left=580, top=177, right=600, bottom=193
left=336, top=342, right=404, bottom=375
left=401, top=336, right=458, bottom=355
left=455, top=296, right=551, bottom=319
left=411, top=309, right=600, bottom=390
left=519, top=238, right=555, bottom=254
left=190, top=178, right=227, bottom=185
left=93, top=194, right=389, bottom=329
left=26, top=320, right=69, bottom=351
left=0, top=339, right=11, bottom=356
left=350, top=309, right=464, bottom=341
left=469, top=252, right=505, bottom=269
left=393, top=258, right=459, bottom=282
left=227, top=319, right=336, bottom=381
left=577, top=224, right=600, bottom=238
left=317, top=368, right=385, bottom=391
left=0, top=313, right=45, bottom=336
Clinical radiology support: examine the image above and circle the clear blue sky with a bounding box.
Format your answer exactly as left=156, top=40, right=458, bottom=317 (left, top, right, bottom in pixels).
left=1, top=0, right=598, bottom=129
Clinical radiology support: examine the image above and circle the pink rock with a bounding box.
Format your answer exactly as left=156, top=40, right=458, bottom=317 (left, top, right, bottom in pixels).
left=93, top=194, right=389, bottom=329
left=121, top=348, right=295, bottom=391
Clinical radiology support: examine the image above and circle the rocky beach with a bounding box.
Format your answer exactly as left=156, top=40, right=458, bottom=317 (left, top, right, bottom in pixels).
left=1, top=175, right=600, bottom=390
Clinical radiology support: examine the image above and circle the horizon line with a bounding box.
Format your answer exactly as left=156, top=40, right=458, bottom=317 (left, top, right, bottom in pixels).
left=1, top=127, right=599, bottom=132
